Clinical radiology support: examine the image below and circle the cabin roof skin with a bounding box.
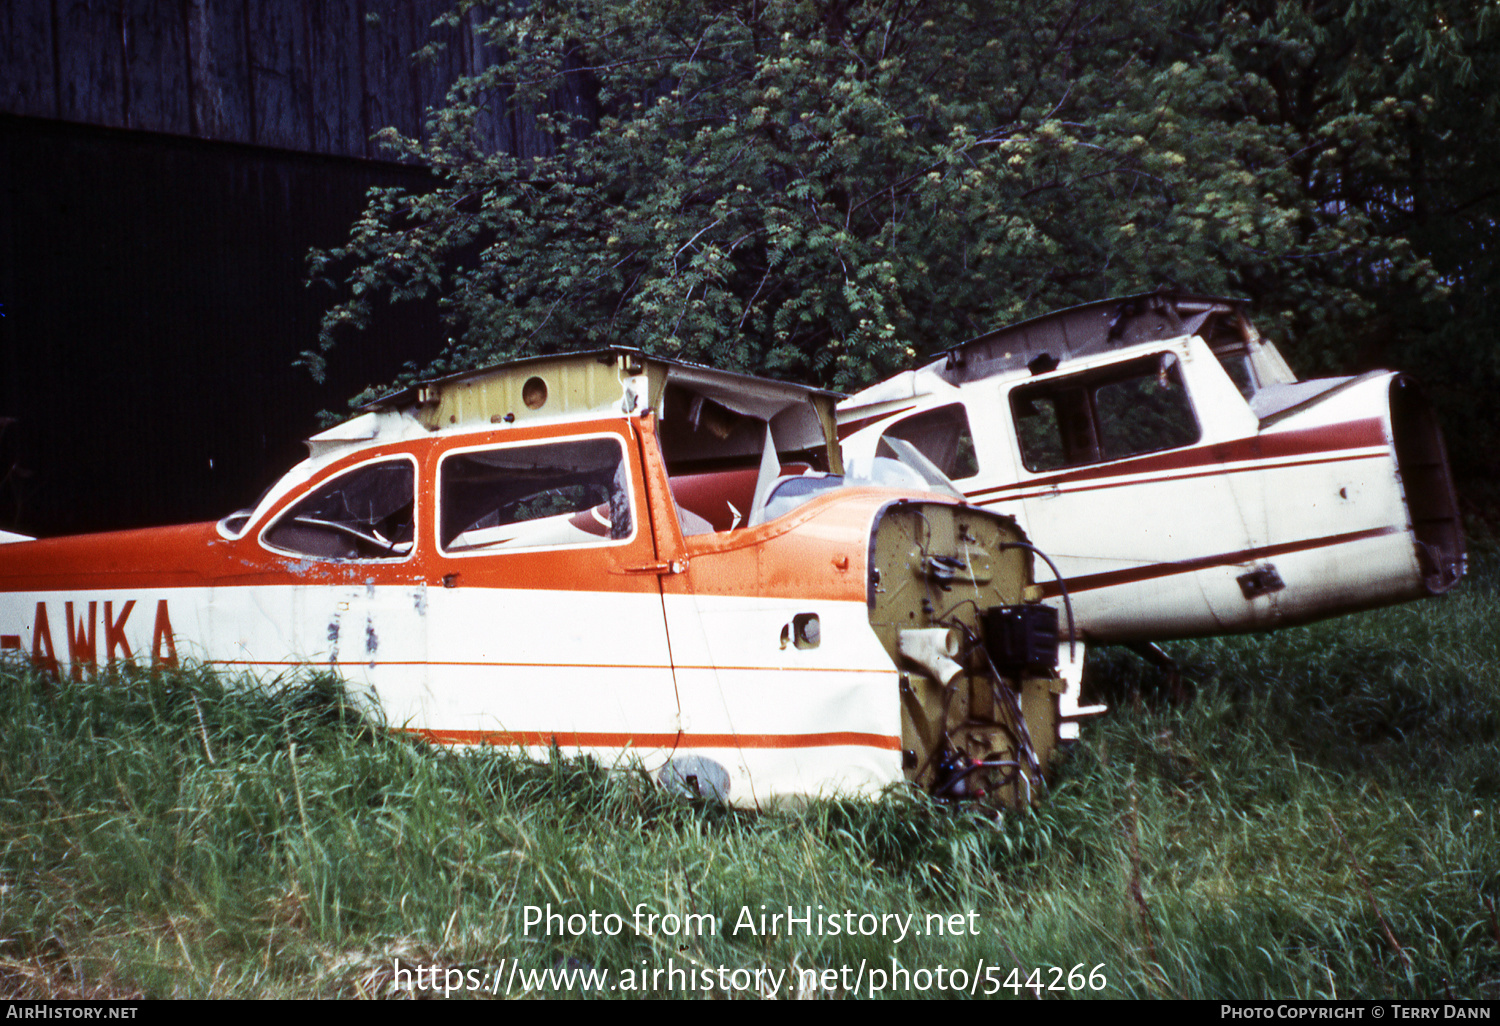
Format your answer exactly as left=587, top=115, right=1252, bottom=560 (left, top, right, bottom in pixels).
left=305, top=347, right=847, bottom=476
left=841, top=289, right=1297, bottom=416
left=361, top=347, right=842, bottom=430
left=933, top=291, right=1251, bottom=386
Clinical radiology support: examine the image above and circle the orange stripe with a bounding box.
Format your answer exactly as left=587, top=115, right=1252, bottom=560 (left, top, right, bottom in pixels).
left=209, top=658, right=892, bottom=675
left=408, top=728, right=901, bottom=751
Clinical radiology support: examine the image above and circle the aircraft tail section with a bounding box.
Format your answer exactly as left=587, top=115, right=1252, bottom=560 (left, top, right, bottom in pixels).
left=1388, top=375, right=1466, bottom=594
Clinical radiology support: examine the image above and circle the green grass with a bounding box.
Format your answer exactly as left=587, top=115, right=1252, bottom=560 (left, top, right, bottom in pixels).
left=1, top=561, right=1497, bottom=999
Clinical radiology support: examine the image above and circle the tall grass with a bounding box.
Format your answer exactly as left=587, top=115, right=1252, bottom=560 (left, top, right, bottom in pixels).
left=1, top=561, right=1497, bottom=998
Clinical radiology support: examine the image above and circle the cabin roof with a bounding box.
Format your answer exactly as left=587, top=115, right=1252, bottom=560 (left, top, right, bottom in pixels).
left=360, top=347, right=842, bottom=429
left=933, top=291, right=1249, bottom=386
left=338, top=348, right=843, bottom=469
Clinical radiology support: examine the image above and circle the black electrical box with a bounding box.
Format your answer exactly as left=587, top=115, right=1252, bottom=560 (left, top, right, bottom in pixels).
left=981, top=604, right=1059, bottom=673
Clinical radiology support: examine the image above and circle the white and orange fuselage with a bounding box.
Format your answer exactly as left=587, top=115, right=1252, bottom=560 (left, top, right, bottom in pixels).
left=0, top=351, right=1067, bottom=807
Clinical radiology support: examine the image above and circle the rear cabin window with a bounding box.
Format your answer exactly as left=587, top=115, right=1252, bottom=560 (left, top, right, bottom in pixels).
left=878, top=403, right=980, bottom=480
left=439, top=437, right=633, bottom=553
left=263, top=458, right=416, bottom=560
left=1011, top=355, right=1198, bottom=472
left=1216, top=353, right=1255, bottom=399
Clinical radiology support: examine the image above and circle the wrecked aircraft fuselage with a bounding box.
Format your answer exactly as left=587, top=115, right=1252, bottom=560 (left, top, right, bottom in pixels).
left=0, top=350, right=1076, bottom=807
left=840, top=292, right=1465, bottom=706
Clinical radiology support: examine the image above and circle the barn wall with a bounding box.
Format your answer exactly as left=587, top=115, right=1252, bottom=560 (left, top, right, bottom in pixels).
left=0, top=114, right=442, bottom=537
left=0, top=0, right=555, bottom=159
left=0, top=1, right=592, bottom=536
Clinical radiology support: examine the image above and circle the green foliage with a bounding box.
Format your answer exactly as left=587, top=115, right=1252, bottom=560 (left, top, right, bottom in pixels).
left=307, top=0, right=1494, bottom=401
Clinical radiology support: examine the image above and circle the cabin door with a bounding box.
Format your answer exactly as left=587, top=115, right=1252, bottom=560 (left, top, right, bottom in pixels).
left=422, top=430, right=682, bottom=769
left=231, top=452, right=429, bottom=702
left=1004, top=351, right=1252, bottom=640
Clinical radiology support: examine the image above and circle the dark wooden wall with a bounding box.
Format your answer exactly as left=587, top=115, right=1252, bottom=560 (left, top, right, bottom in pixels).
left=0, top=2, right=596, bottom=537
left=0, top=0, right=553, bottom=159
left=0, top=114, right=444, bottom=537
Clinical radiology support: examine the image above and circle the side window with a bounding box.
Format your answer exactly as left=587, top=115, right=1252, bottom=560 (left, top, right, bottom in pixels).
left=439, top=437, right=634, bottom=553
left=1217, top=354, right=1255, bottom=400
left=263, top=458, right=415, bottom=560
left=1012, top=355, right=1198, bottom=472
left=1013, top=390, right=1088, bottom=471
left=878, top=403, right=980, bottom=480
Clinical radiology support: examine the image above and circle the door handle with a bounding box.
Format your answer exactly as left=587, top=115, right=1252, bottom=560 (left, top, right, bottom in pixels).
left=619, top=558, right=689, bottom=575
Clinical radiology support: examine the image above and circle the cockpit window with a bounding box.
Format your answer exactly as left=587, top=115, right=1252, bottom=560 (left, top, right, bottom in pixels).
left=1012, top=354, right=1198, bottom=472
left=878, top=403, right=980, bottom=480
left=439, top=437, right=633, bottom=553
left=263, top=458, right=416, bottom=560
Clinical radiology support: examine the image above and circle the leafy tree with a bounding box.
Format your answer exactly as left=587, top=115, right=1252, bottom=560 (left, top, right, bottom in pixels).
left=307, top=0, right=1490, bottom=410
left=1170, top=0, right=1500, bottom=509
